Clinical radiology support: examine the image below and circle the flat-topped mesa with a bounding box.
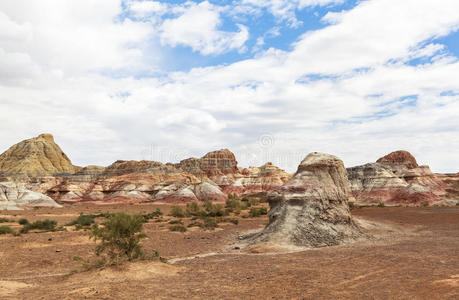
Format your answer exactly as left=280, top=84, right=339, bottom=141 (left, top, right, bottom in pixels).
left=376, top=150, right=418, bottom=169
left=0, top=133, right=79, bottom=177
left=250, top=152, right=362, bottom=247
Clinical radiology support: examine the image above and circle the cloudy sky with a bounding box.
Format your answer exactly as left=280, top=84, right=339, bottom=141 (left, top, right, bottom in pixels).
left=0, top=0, right=458, bottom=172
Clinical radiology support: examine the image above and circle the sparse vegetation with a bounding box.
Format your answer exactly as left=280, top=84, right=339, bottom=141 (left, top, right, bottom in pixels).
left=0, top=217, right=11, bottom=223
left=249, top=207, right=268, bottom=217
left=377, top=202, right=385, bottom=208
left=18, top=218, right=29, bottom=225
left=421, top=201, right=429, bottom=207
left=20, top=219, right=58, bottom=233
left=169, top=225, right=187, bottom=232
left=0, top=225, right=14, bottom=235
left=170, top=206, right=185, bottom=218
left=90, top=213, right=146, bottom=262
left=140, top=209, right=163, bottom=222
left=66, top=215, right=95, bottom=229
left=168, top=219, right=183, bottom=225
left=217, top=217, right=239, bottom=225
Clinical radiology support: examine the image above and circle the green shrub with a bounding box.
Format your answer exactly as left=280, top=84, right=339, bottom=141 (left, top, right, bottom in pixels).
left=225, top=198, right=241, bottom=211
left=348, top=202, right=356, bottom=210
left=377, top=202, right=385, bottom=208
left=0, top=225, right=14, bottom=235
left=187, top=221, right=203, bottom=228
left=20, top=219, right=57, bottom=233
left=67, top=215, right=95, bottom=228
left=205, top=202, right=228, bottom=217
left=169, top=225, right=187, bottom=232
left=141, top=209, right=163, bottom=222
left=18, top=218, right=29, bottom=225
left=202, top=217, right=218, bottom=230
left=421, top=201, right=429, bottom=207
left=249, top=207, right=268, bottom=217
left=168, top=219, right=183, bottom=225
left=185, top=202, right=200, bottom=216
left=217, top=218, right=239, bottom=225
left=90, top=213, right=146, bottom=262
left=170, top=206, right=185, bottom=218
left=0, top=217, right=11, bottom=223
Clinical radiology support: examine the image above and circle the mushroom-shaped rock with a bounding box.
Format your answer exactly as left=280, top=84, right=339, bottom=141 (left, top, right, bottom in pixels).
left=250, top=152, right=362, bottom=247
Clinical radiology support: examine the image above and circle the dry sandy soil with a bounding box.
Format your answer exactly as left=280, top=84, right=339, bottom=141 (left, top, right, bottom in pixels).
left=0, top=204, right=458, bottom=299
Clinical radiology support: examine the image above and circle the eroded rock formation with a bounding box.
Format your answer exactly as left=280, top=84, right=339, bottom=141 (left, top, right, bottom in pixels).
left=249, top=152, right=362, bottom=247
left=348, top=150, right=453, bottom=206
left=0, top=181, right=62, bottom=210
left=0, top=134, right=79, bottom=176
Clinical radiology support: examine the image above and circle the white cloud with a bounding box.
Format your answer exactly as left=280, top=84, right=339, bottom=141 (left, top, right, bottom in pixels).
left=0, top=0, right=459, bottom=174
left=159, top=1, right=249, bottom=55
left=241, top=0, right=343, bottom=27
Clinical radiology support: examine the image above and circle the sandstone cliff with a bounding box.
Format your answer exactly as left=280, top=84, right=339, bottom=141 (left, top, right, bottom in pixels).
left=0, top=134, right=79, bottom=176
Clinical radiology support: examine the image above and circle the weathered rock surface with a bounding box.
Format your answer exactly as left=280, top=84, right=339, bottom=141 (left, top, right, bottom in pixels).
left=348, top=150, right=452, bottom=206
left=0, top=135, right=293, bottom=204
left=0, top=181, right=62, bottom=210
left=223, top=162, right=290, bottom=196
left=0, top=134, right=79, bottom=176
left=249, top=152, right=362, bottom=247
left=436, top=173, right=459, bottom=200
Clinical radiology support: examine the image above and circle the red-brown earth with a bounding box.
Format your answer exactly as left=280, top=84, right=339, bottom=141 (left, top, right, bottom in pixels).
left=0, top=204, right=458, bottom=299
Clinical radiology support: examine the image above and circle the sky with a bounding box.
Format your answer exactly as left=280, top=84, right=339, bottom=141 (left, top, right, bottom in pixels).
left=0, top=0, right=458, bottom=173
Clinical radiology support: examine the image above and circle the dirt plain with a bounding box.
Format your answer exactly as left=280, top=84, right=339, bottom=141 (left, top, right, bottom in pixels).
left=0, top=204, right=458, bottom=299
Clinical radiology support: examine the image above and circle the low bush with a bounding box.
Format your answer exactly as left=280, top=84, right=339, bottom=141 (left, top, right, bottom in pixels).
left=18, top=218, right=29, bottom=225
left=202, top=217, right=218, bottom=230
left=0, top=217, right=12, bottom=223
left=377, top=202, right=385, bottom=208
left=67, top=215, right=95, bottom=229
left=204, top=201, right=228, bottom=217
left=421, top=201, right=429, bottom=207
left=90, top=213, right=146, bottom=262
left=20, top=219, right=58, bottom=233
left=249, top=207, right=268, bottom=217
left=217, top=218, right=239, bottom=225
left=170, top=206, right=185, bottom=218
left=0, top=225, right=14, bottom=235
left=168, top=219, right=183, bottom=225
left=348, top=202, right=356, bottom=210
left=169, top=225, right=187, bottom=232
left=187, top=221, right=203, bottom=228
left=140, top=209, right=163, bottom=222
left=185, top=202, right=200, bottom=216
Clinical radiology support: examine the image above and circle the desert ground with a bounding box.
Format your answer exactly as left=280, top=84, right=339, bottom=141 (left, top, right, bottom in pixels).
left=0, top=204, right=458, bottom=299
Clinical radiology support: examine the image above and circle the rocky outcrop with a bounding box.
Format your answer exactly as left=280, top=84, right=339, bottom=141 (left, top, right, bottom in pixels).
left=0, top=134, right=294, bottom=204
left=0, top=134, right=79, bottom=176
left=223, top=162, right=291, bottom=196
left=0, top=181, right=62, bottom=210
left=348, top=150, right=452, bottom=206
left=436, top=173, right=459, bottom=200
left=249, top=153, right=362, bottom=247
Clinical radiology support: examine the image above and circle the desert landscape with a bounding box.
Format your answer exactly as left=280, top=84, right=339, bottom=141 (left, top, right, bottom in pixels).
left=0, top=134, right=458, bottom=299
left=1, top=1, right=459, bottom=299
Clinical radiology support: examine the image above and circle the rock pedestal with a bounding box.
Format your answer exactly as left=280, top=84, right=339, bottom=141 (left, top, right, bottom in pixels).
left=250, top=152, right=362, bottom=247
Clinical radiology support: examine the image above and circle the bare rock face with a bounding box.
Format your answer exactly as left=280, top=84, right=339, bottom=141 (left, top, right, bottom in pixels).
left=376, top=150, right=418, bottom=169
left=250, top=153, right=362, bottom=247
left=436, top=173, right=459, bottom=200
left=0, top=181, right=62, bottom=210
left=223, top=162, right=291, bottom=196
left=0, top=134, right=78, bottom=176
left=348, top=150, right=451, bottom=206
